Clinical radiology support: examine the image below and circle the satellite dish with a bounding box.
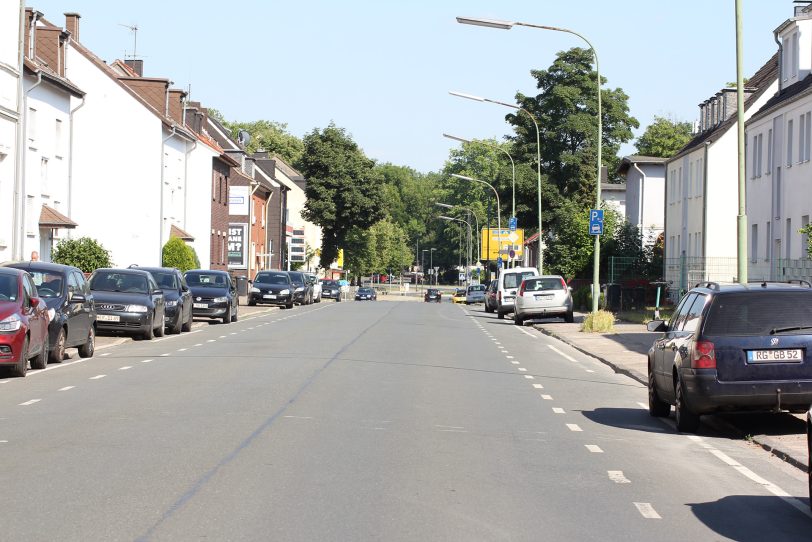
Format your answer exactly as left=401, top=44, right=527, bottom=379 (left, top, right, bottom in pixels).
left=237, top=130, right=251, bottom=146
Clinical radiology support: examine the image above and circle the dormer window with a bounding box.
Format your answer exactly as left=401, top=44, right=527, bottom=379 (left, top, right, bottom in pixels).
left=792, top=31, right=800, bottom=79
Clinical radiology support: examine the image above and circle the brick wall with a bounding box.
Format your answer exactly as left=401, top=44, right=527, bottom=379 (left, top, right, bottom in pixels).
left=210, top=157, right=230, bottom=270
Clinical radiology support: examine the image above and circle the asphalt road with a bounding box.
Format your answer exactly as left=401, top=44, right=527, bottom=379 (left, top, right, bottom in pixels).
left=0, top=299, right=810, bottom=541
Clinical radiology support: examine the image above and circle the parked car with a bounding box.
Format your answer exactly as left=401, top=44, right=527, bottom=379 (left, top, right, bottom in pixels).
left=808, top=407, right=812, bottom=509
left=249, top=270, right=294, bottom=309
left=184, top=270, right=238, bottom=324
left=89, top=268, right=166, bottom=340
left=424, top=288, right=442, bottom=303
left=452, top=288, right=467, bottom=304
left=320, top=280, right=341, bottom=301
left=355, top=287, right=377, bottom=301
left=305, top=273, right=322, bottom=303
left=138, top=267, right=192, bottom=334
left=3, top=261, right=95, bottom=362
left=0, top=268, right=49, bottom=376
left=288, top=271, right=313, bottom=305
left=465, top=284, right=487, bottom=305
left=496, top=267, right=540, bottom=319
left=484, top=279, right=498, bottom=313
left=514, top=276, right=574, bottom=325
left=647, top=281, right=812, bottom=433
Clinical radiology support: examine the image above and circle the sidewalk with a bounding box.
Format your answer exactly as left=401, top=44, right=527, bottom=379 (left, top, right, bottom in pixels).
left=533, top=313, right=808, bottom=472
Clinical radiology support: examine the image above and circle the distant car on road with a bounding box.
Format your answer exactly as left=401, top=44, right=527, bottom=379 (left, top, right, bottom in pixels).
left=138, top=267, right=193, bottom=334
left=647, top=281, right=812, bottom=433
left=184, top=270, right=238, bottom=324
left=484, top=279, right=498, bottom=313
left=0, top=267, right=49, bottom=376
left=355, top=287, right=377, bottom=301
left=452, top=288, right=467, bottom=304
left=514, top=276, right=574, bottom=325
left=249, top=270, right=294, bottom=309
left=320, top=280, right=341, bottom=301
left=424, top=288, right=442, bottom=303
left=465, top=284, right=487, bottom=305
left=3, top=261, right=96, bottom=362
left=89, top=268, right=166, bottom=340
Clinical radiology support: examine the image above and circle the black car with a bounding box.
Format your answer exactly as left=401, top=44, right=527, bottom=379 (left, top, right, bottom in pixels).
left=424, top=288, right=441, bottom=303
left=138, top=267, right=193, bottom=334
left=2, top=261, right=96, bottom=362
left=89, top=269, right=166, bottom=340
left=248, top=270, right=294, bottom=309
left=647, top=281, right=812, bottom=432
left=288, top=271, right=313, bottom=305
left=320, top=280, right=341, bottom=301
left=355, top=287, right=377, bottom=301
left=184, top=270, right=238, bottom=324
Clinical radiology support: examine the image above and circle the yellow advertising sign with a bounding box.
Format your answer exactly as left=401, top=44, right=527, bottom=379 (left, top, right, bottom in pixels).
left=337, top=249, right=344, bottom=268
left=480, top=228, right=524, bottom=260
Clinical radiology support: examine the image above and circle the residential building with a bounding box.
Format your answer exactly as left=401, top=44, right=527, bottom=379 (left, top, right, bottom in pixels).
left=663, top=54, right=778, bottom=297
left=600, top=182, right=626, bottom=218
left=0, top=2, right=24, bottom=261
left=617, top=155, right=666, bottom=246
left=746, top=3, right=812, bottom=280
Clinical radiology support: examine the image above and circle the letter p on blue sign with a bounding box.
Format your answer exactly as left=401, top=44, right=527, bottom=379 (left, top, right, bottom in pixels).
left=589, top=209, right=604, bottom=235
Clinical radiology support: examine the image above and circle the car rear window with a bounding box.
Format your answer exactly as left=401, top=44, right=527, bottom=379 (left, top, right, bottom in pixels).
left=524, top=278, right=565, bottom=291
left=90, top=272, right=148, bottom=294
left=468, top=285, right=486, bottom=292
left=703, top=291, right=812, bottom=336
left=503, top=272, right=536, bottom=289
left=256, top=272, right=289, bottom=285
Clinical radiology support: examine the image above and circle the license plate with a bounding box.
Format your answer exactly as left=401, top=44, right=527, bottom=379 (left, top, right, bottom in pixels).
left=263, top=294, right=277, bottom=299
left=97, top=314, right=120, bottom=322
left=193, top=303, right=208, bottom=309
left=746, top=349, right=803, bottom=363
left=535, top=294, right=554, bottom=300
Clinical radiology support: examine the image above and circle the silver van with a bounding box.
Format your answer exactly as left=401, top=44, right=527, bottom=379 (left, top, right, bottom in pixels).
left=496, top=267, right=540, bottom=319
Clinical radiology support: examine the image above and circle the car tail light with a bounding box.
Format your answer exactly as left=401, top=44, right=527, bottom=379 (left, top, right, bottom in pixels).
left=691, top=340, right=716, bottom=369
left=560, top=278, right=567, bottom=290
left=518, top=281, right=526, bottom=296
left=498, top=290, right=502, bottom=302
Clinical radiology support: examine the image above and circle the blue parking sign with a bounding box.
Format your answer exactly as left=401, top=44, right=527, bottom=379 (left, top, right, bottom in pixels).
left=589, top=209, right=604, bottom=235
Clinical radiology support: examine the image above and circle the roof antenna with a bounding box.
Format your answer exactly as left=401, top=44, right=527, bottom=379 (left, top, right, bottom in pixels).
left=118, top=23, right=139, bottom=59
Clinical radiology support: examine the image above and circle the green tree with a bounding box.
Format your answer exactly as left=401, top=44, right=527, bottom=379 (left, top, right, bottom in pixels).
left=635, top=115, right=693, bottom=158
left=161, top=237, right=198, bottom=272
left=52, top=237, right=113, bottom=273
left=344, top=219, right=412, bottom=277
left=222, top=118, right=304, bottom=165
left=297, top=123, right=385, bottom=267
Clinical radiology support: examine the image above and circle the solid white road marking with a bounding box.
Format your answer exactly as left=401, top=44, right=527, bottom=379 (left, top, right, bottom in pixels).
left=524, top=375, right=535, bottom=379
left=608, top=471, right=631, bottom=484
left=567, top=424, right=582, bottom=432
left=585, top=444, right=603, bottom=453
left=118, top=366, right=132, bottom=371
left=19, top=399, right=41, bottom=406
left=533, top=384, right=544, bottom=389
left=634, top=502, right=661, bottom=519
left=89, top=375, right=106, bottom=380
left=548, top=344, right=577, bottom=362
left=552, top=408, right=565, bottom=414
left=516, top=326, right=537, bottom=338
left=541, top=394, right=553, bottom=400
left=58, top=386, right=74, bottom=391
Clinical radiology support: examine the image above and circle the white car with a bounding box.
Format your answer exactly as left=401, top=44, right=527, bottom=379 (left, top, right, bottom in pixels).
left=304, top=273, right=322, bottom=303
left=496, top=266, right=540, bottom=319
left=514, top=275, right=574, bottom=325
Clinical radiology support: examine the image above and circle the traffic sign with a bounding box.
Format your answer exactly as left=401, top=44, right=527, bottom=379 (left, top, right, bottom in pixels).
left=508, top=216, right=517, bottom=232
left=589, top=209, right=604, bottom=236
left=497, top=257, right=504, bottom=268
left=509, top=249, right=516, bottom=259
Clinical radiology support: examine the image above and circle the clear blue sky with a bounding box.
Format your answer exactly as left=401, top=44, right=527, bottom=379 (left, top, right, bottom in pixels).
left=34, top=0, right=790, bottom=172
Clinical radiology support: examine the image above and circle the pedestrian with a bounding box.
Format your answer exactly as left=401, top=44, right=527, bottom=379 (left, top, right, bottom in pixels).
left=30, top=250, right=39, bottom=261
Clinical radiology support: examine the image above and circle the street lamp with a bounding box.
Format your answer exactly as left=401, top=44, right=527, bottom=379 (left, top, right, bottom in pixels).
left=430, top=247, right=437, bottom=285
left=436, top=202, right=480, bottom=265
left=421, top=248, right=428, bottom=286
left=451, top=173, right=505, bottom=271
left=449, top=91, right=541, bottom=274
left=439, top=214, right=473, bottom=285
left=456, top=16, right=602, bottom=313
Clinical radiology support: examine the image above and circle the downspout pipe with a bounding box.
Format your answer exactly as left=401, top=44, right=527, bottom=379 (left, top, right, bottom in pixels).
left=702, top=142, right=710, bottom=259
left=67, top=91, right=85, bottom=231
left=774, top=29, right=783, bottom=94
left=18, top=69, right=43, bottom=259
left=11, top=1, right=25, bottom=260
left=631, top=162, right=646, bottom=237
left=160, top=126, right=178, bottom=264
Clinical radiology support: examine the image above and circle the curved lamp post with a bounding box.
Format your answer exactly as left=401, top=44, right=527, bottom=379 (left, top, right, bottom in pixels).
left=451, top=173, right=504, bottom=269
left=455, top=16, right=601, bottom=312
left=439, top=215, right=473, bottom=285
left=436, top=202, right=480, bottom=265
left=449, top=91, right=541, bottom=274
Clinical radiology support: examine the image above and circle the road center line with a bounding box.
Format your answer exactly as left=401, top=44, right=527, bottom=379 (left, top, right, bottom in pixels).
left=524, top=375, right=535, bottom=379
left=552, top=407, right=565, bottom=414
left=89, top=375, right=106, bottom=380
left=608, top=471, right=631, bottom=483
left=118, top=366, right=132, bottom=371
left=567, top=424, right=583, bottom=432
left=634, top=502, right=661, bottom=519
left=541, top=394, right=553, bottom=400
left=533, top=383, right=544, bottom=389
left=141, top=359, right=153, bottom=363
left=19, top=399, right=41, bottom=406
left=58, top=386, right=74, bottom=391
left=585, top=444, right=603, bottom=452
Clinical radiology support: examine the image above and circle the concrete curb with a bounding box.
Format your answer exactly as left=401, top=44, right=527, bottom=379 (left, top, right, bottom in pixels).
left=533, top=324, right=809, bottom=473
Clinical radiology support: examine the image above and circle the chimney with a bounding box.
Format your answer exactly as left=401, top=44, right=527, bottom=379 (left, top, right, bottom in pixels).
left=25, top=9, right=42, bottom=60
left=698, top=100, right=706, bottom=132
left=720, top=88, right=737, bottom=122
left=167, top=89, right=186, bottom=123
left=64, top=12, right=80, bottom=42
left=124, top=59, right=143, bottom=76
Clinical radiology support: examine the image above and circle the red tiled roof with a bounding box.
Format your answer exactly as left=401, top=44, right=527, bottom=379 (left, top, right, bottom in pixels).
left=39, top=205, right=77, bottom=228
left=169, top=224, right=194, bottom=241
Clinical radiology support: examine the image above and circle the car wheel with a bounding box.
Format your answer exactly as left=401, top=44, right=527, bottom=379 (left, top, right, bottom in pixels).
left=50, top=327, right=66, bottom=363
left=564, top=310, right=574, bottom=323
left=675, top=376, right=700, bottom=433
left=497, top=311, right=505, bottom=320
left=78, top=326, right=95, bottom=358
left=170, top=313, right=182, bottom=335
left=248, top=298, right=257, bottom=307
left=181, top=309, right=193, bottom=332
left=11, top=337, right=28, bottom=377
left=142, top=317, right=155, bottom=340
left=231, top=307, right=238, bottom=322
left=648, top=365, right=670, bottom=417
left=222, top=305, right=231, bottom=324
left=514, top=314, right=524, bottom=326
left=154, top=313, right=165, bottom=337
left=285, top=302, right=294, bottom=309
left=31, top=336, right=48, bottom=370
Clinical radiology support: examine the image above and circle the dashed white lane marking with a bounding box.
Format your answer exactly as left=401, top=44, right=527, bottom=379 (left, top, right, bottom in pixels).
left=58, top=386, right=74, bottom=391
left=516, top=326, right=537, bottom=338
left=533, top=384, right=544, bottom=389
left=177, top=348, right=187, bottom=352
left=608, top=471, right=631, bottom=484
left=160, top=353, right=170, bottom=357
left=511, top=361, right=520, bottom=365
left=524, top=375, right=535, bottom=379
left=585, top=444, right=603, bottom=453
left=283, top=415, right=313, bottom=420
left=518, top=368, right=527, bottom=372
left=100, top=353, right=111, bottom=357
left=0, top=440, right=7, bottom=443
left=434, top=425, right=465, bottom=429
left=89, top=375, right=106, bottom=380
left=541, top=394, right=553, bottom=400
left=140, top=359, right=153, bottom=363
left=194, top=343, right=203, bottom=347
left=230, top=332, right=238, bottom=335
left=548, top=344, right=577, bottom=362
left=506, top=355, right=515, bottom=359
left=552, top=407, right=565, bottom=414
left=0, top=380, right=10, bottom=384
left=585, top=369, right=595, bottom=373
left=634, top=502, right=661, bottom=519
left=118, top=366, right=132, bottom=371
left=566, top=424, right=582, bottom=432
left=219, top=335, right=227, bottom=339
left=207, top=339, right=216, bottom=343
left=19, top=399, right=41, bottom=406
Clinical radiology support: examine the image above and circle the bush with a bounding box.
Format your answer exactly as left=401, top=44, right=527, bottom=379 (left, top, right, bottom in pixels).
left=52, top=237, right=112, bottom=273
left=162, top=237, right=199, bottom=272
left=581, top=310, right=615, bottom=333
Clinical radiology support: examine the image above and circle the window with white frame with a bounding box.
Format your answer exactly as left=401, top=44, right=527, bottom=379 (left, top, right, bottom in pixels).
left=792, top=32, right=800, bottom=79
left=752, top=134, right=758, bottom=178
left=783, top=36, right=790, bottom=80
left=678, top=167, right=682, bottom=197
left=767, top=128, right=773, bottom=174
left=786, top=218, right=793, bottom=259
left=757, top=133, right=763, bottom=177
left=28, top=108, right=37, bottom=142
left=802, top=215, right=810, bottom=257
left=40, top=157, right=49, bottom=195
left=788, top=120, right=794, bottom=166
left=697, top=158, right=703, bottom=196
left=800, top=114, right=806, bottom=164
left=55, top=119, right=63, bottom=158
left=805, top=112, right=812, bottom=162
left=752, top=224, right=758, bottom=262
left=688, top=233, right=692, bottom=256
left=766, top=222, right=771, bottom=261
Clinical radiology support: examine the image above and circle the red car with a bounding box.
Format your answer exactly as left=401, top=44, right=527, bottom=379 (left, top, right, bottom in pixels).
left=0, top=268, right=49, bottom=377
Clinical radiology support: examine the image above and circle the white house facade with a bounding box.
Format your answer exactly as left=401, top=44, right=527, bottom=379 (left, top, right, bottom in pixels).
left=617, top=155, right=665, bottom=246
left=746, top=5, right=812, bottom=280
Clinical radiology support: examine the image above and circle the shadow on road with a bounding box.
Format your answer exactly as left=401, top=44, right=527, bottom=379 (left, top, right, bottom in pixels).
left=715, top=411, right=807, bottom=437
left=579, top=407, right=673, bottom=434
left=689, top=495, right=812, bottom=540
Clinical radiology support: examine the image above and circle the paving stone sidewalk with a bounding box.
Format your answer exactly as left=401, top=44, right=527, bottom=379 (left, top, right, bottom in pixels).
left=533, top=313, right=809, bottom=472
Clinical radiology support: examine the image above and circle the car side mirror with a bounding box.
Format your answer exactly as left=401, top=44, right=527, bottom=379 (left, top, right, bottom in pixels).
left=70, top=293, right=86, bottom=303
left=30, top=297, right=42, bottom=309
left=152, top=289, right=163, bottom=296
left=647, top=320, right=667, bottom=332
